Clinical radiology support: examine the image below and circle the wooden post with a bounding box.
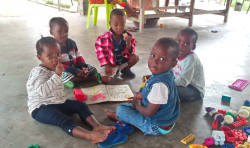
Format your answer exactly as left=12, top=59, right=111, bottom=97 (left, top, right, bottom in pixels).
left=80, top=0, right=89, bottom=15
left=139, top=0, right=145, bottom=32
left=189, top=0, right=195, bottom=27
left=224, top=0, right=231, bottom=22
left=58, top=0, right=60, bottom=11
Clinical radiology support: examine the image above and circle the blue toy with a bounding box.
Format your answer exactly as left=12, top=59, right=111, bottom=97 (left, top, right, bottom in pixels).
left=222, top=94, right=231, bottom=101
left=222, top=143, right=236, bottom=148
left=107, top=121, right=134, bottom=135
left=242, top=127, right=250, bottom=137
left=98, top=131, right=128, bottom=148
left=244, top=100, right=250, bottom=106
left=211, top=30, right=218, bottom=33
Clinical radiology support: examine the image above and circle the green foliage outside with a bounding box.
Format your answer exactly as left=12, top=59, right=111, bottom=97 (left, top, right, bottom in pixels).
left=223, top=0, right=250, bottom=11
left=46, top=1, right=71, bottom=9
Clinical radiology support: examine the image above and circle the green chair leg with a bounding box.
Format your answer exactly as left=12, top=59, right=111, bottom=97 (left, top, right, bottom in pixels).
left=93, top=7, right=99, bottom=25
left=86, top=4, right=92, bottom=29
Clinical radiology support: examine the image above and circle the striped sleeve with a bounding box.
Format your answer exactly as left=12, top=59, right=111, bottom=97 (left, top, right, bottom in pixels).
left=33, top=73, right=63, bottom=97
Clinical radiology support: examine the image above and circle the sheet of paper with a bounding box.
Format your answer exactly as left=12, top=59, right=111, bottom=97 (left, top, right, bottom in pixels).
left=81, top=85, right=109, bottom=104
left=106, top=84, right=134, bottom=102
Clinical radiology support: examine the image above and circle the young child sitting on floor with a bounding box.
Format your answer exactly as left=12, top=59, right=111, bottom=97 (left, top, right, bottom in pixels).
left=143, top=28, right=205, bottom=101
left=95, top=9, right=139, bottom=84
left=27, top=36, right=115, bottom=143
left=50, top=17, right=100, bottom=88
left=105, top=38, right=180, bottom=135
left=173, top=28, right=205, bottom=100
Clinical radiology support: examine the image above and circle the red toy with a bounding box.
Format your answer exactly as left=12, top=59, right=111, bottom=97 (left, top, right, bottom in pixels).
left=218, top=109, right=226, bottom=116
left=234, top=141, right=243, bottom=147
left=231, top=121, right=243, bottom=128
left=73, top=89, right=88, bottom=101
left=237, top=117, right=248, bottom=124
left=212, top=120, right=218, bottom=129
left=232, top=129, right=247, bottom=141
left=221, top=126, right=236, bottom=142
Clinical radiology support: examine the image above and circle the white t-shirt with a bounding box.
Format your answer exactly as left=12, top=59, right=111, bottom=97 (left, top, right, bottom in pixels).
left=173, top=52, right=205, bottom=98
left=148, top=82, right=169, bottom=104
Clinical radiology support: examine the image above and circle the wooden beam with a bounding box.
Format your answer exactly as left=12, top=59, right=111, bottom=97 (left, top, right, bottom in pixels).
left=189, top=0, right=195, bottom=27
left=224, top=0, right=231, bottom=22
left=149, top=5, right=190, bottom=11
left=194, top=10, right=226, bottom=15
left=139, top=0, right=145, bottom=32
left=144, top=12, right=190, bottom=19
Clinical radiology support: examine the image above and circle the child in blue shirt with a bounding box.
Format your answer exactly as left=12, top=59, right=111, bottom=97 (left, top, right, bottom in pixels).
left=105, top=38, right=180, bottom=135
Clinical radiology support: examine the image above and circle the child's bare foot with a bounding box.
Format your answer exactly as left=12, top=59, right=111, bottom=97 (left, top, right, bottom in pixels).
left=126, top=12, right=140, bottom=18
left=93, top=124, right=116, bottom=132
left=105, top=109, right=120, bottom=121
left=88, top=131, right=110, bottom=143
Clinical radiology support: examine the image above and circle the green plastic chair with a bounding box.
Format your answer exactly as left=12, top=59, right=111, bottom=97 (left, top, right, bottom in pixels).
left=86, top=0, right=117, bottom=31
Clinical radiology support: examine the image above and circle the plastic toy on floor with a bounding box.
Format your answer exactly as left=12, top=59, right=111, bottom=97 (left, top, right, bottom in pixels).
left=222, top=143, right=236, bottom=148
left=202, top=137, right=214, bottom=146
left=244, top=100, right=250, bottom=107
left=26, top=144, right=39, bottom=148
left=218, top=109, right=227, bottom=116
left=238, top=107, right=250, bottom=118
left=228, top=79, right=249, bottom=91
left=98, top=131, right=128, bottom=148
left=232, top=129, right=247, bottom=141
left=205, top=107, right=224, bottom=122
left=242, top=127, right=250, bottom=137
left=222, top=94, right=231, bottom=101
left=221, top=126, right=236, bottom=142
left=234, top=141, right=244, bottom=147
left=212, top=130, right=225, bottom=146
left=231, top=121, right=243, bottom=128
left=73, top=89, right=88, bottom=101
left=189, top=144, right=207, bottom=148
left=181, top=134, right=196, bottom=144
left=224, top=112, right=235, bottom=124
left=212, top=120, right=218, bottom=129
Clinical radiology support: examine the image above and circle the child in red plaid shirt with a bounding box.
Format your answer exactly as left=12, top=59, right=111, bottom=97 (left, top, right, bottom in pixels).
left=95, top=9, right=139, bottom=84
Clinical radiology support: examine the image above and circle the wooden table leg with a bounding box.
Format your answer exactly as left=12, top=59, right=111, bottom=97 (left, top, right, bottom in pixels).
left=139, top=0, right=145, bottom=32
left=224, top=0, right=231, bottom=22
left=189, top=0, right=195, bottom=26
left=80, top=0, right=89, bottom=15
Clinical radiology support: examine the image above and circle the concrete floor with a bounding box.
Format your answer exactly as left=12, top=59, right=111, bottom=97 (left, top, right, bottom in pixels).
left=1, top=0, right=250, bottom=148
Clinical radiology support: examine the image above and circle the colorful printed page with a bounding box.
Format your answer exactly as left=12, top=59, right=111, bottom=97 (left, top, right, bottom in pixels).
left=81, top=85, right=109, bottom=104
left=106, top=84, right=134, bottom=102
left=81, top=84, right=134, bottom=104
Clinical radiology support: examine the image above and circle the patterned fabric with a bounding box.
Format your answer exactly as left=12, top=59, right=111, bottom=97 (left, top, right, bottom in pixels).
left=158, top=123, right=174, bottom=130
left=61, top=38, right=87, bottom=76
left=95, top=29, right=136, bottom=67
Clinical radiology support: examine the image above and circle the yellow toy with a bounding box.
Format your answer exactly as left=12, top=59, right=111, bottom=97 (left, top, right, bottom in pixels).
left=138, top=77, right=147, bottom=90
left=181, top=134, right=196, bottom=144
left=189, top=144, right=207, bottom=148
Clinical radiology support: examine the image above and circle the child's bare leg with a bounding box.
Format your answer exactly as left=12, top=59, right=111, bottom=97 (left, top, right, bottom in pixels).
left=72, top=126, right=109, bottom=143
left=105, top=109, right=120, bottom=121
left=101, top=76, right=111, bottom=84
left=71, top=75, right=97, bottom=82
left=122, top=54, right=139, bottom=71
left=85, top=115, right=116, bottom=132
left=124, top=3, right=140, bottom=18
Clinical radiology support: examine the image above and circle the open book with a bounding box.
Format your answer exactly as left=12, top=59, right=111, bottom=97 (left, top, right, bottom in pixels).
left=81, top=84, right=134, bottom=104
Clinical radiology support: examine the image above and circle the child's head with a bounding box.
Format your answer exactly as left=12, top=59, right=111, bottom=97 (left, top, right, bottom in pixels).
left=148, top=38, right=180, bottom=75
left=175, top=28, right=198, bottom=59
left=36, top=36, right=61, bottom=71
left=49, top=17, right=69, bottom=44
left=109, top=9, right=126, bottom=35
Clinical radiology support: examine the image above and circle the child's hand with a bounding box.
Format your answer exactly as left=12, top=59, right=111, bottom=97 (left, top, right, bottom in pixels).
left=131, top=99, right=140, bottom=108
left=105, top=64, right=112, bottom=76
left=81, top=67, right=89, bottom=77
left=77, top=70, right=85, bottom=77
left=128, top=91, right=143, bottom=103
left=55, top=57, right=64, bottom=76
left=142, top=75, right=151, bottom=83
left=124, top=36, right=132, bottom=50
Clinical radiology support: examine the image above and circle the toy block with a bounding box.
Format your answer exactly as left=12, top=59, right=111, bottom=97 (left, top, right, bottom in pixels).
left=221, top=126, right=236, bottom=142
left=234, top=141, right=243, bottom=147
left=244, top=100, right=250, bottom=107
left=212, top=120, right=218, bottom=129
left=228, top=79, right=249, bottom=91
left=222, top=94, right=231, bottom=101
left=189, top=144, right=208, bottom=148
left=237, top=117, right=248, bottom=124
left=218, top=109, right=227, bottom=116
left=231, top=121, right=243, bottom=129
left=73, top=89, right=88, bottom=101
left=222, top=143, right=236, bottom=148
left=181, top=134, right=196, bottom=144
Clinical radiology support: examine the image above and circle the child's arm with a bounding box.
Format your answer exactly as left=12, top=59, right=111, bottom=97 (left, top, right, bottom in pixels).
left=175, top=58, right=195, bottom=87
left=95, top=36, right=110, bottom=67
left=132, top=100, right=161, bottom=117
left=124, top=33, right=136, bottom=54
left=33, top=59, right=64, bottom=97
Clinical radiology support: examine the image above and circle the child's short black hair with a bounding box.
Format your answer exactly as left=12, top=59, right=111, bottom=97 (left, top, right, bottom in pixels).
left=49, top=17, right=68, bottom=29
left=178, top=28, right=198, bottom=43
left=110, top=9, right=125, bottom=20
left=156, top=38, right=180, bottom=60
left=36, top=36, right=59, bottom=55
